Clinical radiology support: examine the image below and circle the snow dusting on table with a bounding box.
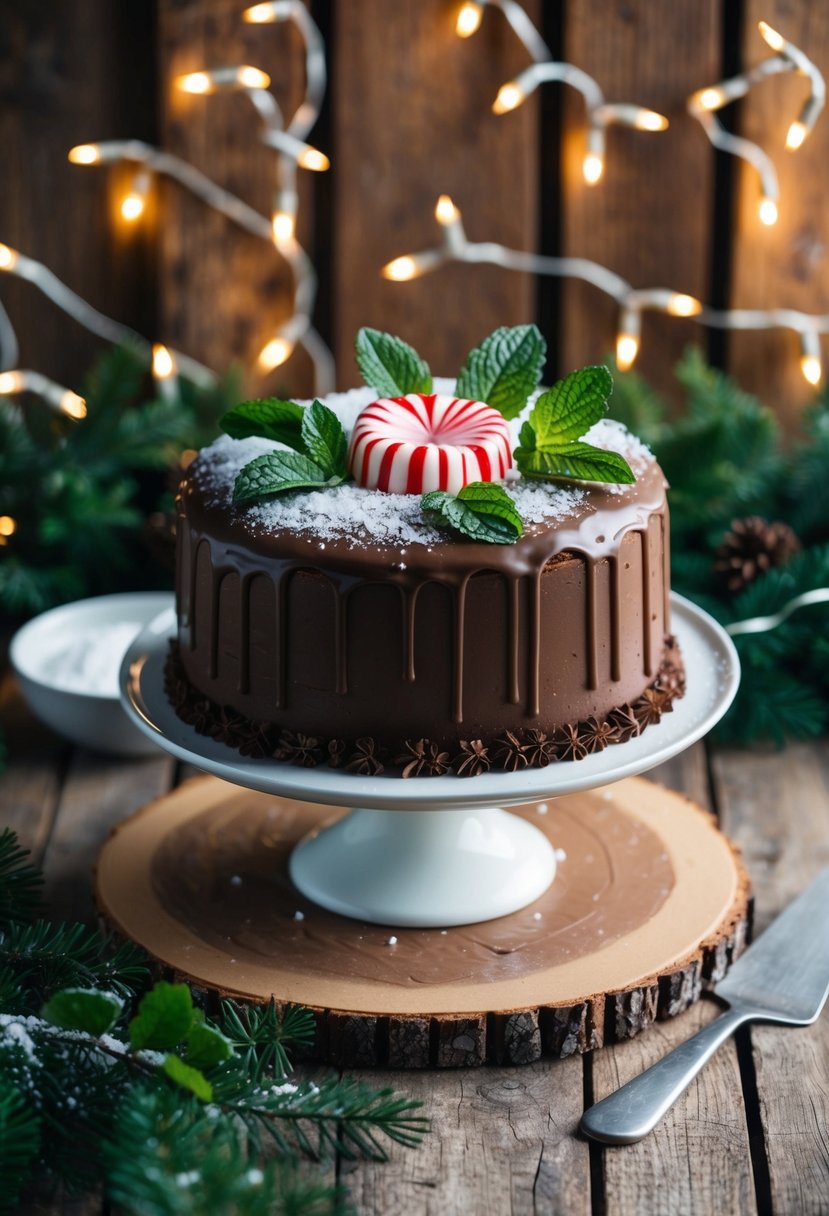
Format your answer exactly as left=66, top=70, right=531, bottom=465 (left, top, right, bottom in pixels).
left=193, top=379, right=655, bottom=546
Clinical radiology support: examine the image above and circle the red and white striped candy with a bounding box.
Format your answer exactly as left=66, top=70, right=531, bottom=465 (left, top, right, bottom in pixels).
left=348, top=393, right=513, bottom=495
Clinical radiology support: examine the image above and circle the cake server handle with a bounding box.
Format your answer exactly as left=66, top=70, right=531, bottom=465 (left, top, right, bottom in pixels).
left=580, top=1004, right=752, bottom=1144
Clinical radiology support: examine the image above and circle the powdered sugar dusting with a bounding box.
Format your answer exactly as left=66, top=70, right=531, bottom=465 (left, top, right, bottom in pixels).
left=193, top=378, right=655, bottom=545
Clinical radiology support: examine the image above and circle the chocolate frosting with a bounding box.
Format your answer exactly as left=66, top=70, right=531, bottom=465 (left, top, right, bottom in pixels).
left=152, top=794, right=674, bottom=987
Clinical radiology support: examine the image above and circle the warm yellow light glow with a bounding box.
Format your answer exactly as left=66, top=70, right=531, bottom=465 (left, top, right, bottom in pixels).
left=759, top=197, right=779, bottom=226
left=695, top=87, right=725, bottom=112
left=801, top=354, right=822, bottom=386
left=616, top=333, right=640, bottom=371
left=381, top=255, right=420, bottom=282
left=68, top=143, right=102, bottom=165
left=243, top=4, right=276, bottom=23
left=297, top=147, right=330, bottom=172
left=60, top=391, right=87, bottom=420
left=180, top=448, right=198, bottom=468
left=758, top=21, right=786, bottom=52
left=258, top=337, right=294, bottom=371
left=492, top=82, right=524, bottom=115
left=176, top=71, right=214, bottom=95
left=152, top=344, right=176, bottom=380
left=583, top=153, right=604, bottom=185
left=456, top=2, right=483, bottom=37
left=120, top=193, right=146, bottom=222
left=435, top=194, right=461, bottom=225
left=0, top=516, right=16, bottom=537
left=237, top=66, right=271, bottom=89
left=271, top=210, right=296, bottom=244
left=634, top=109, right=669, bottom=132
left=786, top=120, right=808, bottom=150
left=667, top=293, right=703, bottom=317
left=0, top=243, right=18, bottom=270
left=0, top=372, right=23, bottom=395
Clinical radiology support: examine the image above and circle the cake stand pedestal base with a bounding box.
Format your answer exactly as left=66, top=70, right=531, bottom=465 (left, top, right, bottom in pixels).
left=96, top=774, right=751, bottom=1069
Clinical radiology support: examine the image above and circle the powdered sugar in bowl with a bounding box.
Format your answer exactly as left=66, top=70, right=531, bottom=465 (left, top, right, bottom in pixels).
left=10, top=592, right=171, bottom=755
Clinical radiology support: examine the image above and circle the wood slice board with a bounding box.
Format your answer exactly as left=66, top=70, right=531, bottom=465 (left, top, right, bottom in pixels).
left=96, top=775, right=751, bottom=1068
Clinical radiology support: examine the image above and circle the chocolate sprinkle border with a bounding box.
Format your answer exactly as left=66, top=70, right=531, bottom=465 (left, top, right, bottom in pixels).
left=164, top=636, right=685, bottom=778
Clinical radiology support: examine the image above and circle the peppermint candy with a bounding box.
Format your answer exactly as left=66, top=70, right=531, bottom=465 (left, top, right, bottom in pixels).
left=348, top=393, right=513, bottom=494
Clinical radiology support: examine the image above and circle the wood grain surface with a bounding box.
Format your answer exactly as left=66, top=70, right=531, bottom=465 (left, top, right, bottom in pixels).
left=2, top=673, right=829, bottom=1211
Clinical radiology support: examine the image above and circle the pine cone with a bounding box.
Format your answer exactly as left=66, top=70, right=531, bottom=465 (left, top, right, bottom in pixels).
left=714, top=517, right=800, bottom=593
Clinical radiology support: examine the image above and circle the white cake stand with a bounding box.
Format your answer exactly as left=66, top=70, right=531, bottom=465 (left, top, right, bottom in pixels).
left=120, top=593, right=739, bottom=928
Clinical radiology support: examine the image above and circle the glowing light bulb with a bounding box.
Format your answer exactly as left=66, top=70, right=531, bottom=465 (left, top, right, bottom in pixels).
left=68, top=144, right=101, bottom=165
left=60, top=391, right=87, bottom=420
left=243, top=4, right=276, bottom=24
left=492, top=82, right=524, bottom=115
left=786, top=120, right=808, bottom=150
left=616, top=333, right=640, bottom=372
left=435, top=194, right=460, bottom=226
left=759, top=197, right=779, bottom=226
left=634, top=109, right=669, bottom=132
left=298, top=147, right=330, bottom=172
left=667, top=293, right=702, bottom=317
left=237, top=66, right=271, bottom=89
left=176, top=72, right=214, bottom=95
left=456, top=2, right=483, bottom=37
left=0, top=516, right=16, bottom=537
left=272, top=210, right=296, bottom=244
left=120, top=193, right=146, bottom=222
left=0, top=244, right=18, bottom=270
left=758, top=21, right=785, bottom=53
left=801, top=354, right=822, bottom=386
left=152, top=344, right=176, bottom=381
left=258, top=337, right=294, bottom=371
left=0, top=371, right=23, bottom=394
left=583, top=153, right=604, bottom=185
left=382, top=256, right=420, bottom=282
left=695, top=87, right=725, bottom=112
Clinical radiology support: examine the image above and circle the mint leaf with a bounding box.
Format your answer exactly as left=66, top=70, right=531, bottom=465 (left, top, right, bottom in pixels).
left=300, top=400, right=348, bottom=477
left=162, top=1055, right=213, bottom=1102
left=185, top=1021, right=234, bottom=1069
left=233, top=450, right=341, bottom=503
left=456, top=325, right=546, bottom=420
left=355, top=328, right=432, bottom=396
left=220, top=397, right=304, bottom=448
left=129, top=981, right=194, bottom=1051
left=531, top=365, right=613, bottom=446
left=515, top=441, right=635, bottom=484
left=42, top=988, right=123, bottom=1036
left=422, top=481, right=523, bottom=544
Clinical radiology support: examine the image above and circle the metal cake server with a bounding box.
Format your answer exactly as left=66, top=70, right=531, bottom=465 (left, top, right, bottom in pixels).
left=581, top=867, right=829, bottom=1145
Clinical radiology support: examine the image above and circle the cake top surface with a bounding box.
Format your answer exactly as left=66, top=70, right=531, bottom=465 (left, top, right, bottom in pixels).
left=191, top=379, right=659, bottom=548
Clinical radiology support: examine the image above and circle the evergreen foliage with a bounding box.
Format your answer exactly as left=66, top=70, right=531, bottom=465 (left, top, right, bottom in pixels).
left=0, top=832, right=427, bottom=1213
left=608, top=349, right=829, bottom=745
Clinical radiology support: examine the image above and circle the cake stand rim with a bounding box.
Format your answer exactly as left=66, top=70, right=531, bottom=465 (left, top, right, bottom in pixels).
left=119, top=592, right=739, bottom=811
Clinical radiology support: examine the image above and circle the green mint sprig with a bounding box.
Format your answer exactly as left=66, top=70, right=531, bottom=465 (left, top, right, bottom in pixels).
left=421, top=482, right=524, bottom=544
left=456, top=324, right=546, bottom=420
left=221, top=398, right=350, bottom=503
left=514, top=365, right=635, bottom=485
left=356, top=328, right=432, bottom=397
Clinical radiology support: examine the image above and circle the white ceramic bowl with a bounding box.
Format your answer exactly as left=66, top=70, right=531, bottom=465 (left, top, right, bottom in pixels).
left=10, top=592, right=172, bottom=756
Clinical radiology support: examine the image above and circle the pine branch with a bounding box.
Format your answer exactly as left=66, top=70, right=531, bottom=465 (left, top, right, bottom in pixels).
left=0, top=920, right=147, bottom=1009
left=0, top=1083, right=41, bottom=1214
left=220, top=1000, right=315, bottom=1082
left=0, top=831, right=44, bottom=929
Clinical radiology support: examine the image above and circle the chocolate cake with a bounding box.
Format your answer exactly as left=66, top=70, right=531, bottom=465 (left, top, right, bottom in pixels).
left=170, top=374, right=684, bottom=774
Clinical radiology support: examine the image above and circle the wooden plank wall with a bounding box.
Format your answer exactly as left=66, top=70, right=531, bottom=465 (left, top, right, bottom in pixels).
left=1, top=1, right=827, bottom=422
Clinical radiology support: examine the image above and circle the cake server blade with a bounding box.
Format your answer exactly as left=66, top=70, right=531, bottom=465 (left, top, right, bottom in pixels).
left=581, top=867, right=829, bottom=1145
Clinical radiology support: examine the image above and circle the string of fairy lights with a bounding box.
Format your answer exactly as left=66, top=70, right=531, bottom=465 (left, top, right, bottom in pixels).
left=0, top=0, right=333, bottom=421
left=390, top=3, right=826, bottom=387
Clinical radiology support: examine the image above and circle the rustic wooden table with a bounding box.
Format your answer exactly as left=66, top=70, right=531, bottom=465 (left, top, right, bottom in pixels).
left=2, top=677, right=828, bottom=1216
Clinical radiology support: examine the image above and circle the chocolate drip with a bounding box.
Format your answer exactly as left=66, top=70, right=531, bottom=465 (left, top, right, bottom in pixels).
left=609, top=555, right=621, bottom=682
left=239, top=574, right=253, bottom=694
left=274, top=570, right=289, bottom=709
left=452, top=576, right=471, bottom=723
left=401, top=585, right=419, bottom=682
left=641, top=525, right=653, bottom=678
left=208, top=565, right=226, bottom=680
left=187, top=535, right=201, bottom=652
left=528, top=571, right=542, bottom=717
left=333, top=581, right=350, bottom=695
left=585, top=561, right=598, bottom=691
left=508, top=576, right=521, bottom=705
